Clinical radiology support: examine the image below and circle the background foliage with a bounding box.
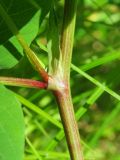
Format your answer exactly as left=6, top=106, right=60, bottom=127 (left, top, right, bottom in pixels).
left=0, top=0, right=120, bottom=159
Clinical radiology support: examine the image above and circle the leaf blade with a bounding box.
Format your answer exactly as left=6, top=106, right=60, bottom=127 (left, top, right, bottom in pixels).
left=0, top=85, right=25, bottom=160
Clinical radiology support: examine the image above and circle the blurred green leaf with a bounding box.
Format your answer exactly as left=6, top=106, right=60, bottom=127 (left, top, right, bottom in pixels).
left=92, top=0, right=108, bottom=6
left=0, top=85, right=25, bottom=160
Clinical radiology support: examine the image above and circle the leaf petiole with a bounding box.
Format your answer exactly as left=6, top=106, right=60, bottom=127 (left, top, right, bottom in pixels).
left=0, top=77, right=47, bottom=89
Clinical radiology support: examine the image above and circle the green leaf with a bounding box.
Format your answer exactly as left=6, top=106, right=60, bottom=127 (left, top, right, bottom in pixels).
left=0, top=0, right=52, bottom=75
left=0, top=0, right=53, bottom=44
left=37, top=0, right=53, bottom=25
left=0, top=56, right=35, bottom=78
left=0, top=3, right=48, bottom=80
left=9, top=11, right=41, bottom=53
left=0, top=0, right=37, bottom=44
left=93, top=0, right=108, bottom=6
left=26, top=0, right=53, bottom=25
left=0, top=11, right=41, bottom=70
left=0, top=45, right=18, bottom=69
left=0, top=85, right=25, bottom=160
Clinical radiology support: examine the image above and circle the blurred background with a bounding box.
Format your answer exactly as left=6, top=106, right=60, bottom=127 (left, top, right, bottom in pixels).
left=0, top=0, right=120, bottom=159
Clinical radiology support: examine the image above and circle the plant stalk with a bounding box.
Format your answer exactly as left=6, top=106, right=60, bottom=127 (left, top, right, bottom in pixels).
left=55, top=89, right=83, bottom=160
left=0, top=77, right=47, bottom=89
left=61, top=0, right=77, bottom=82
left=53, top=0, right=84, bottom=159
left=0, top=4, right=48, bottom=82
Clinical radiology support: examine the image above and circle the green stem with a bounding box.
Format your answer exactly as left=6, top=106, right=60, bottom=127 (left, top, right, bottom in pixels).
left=26, top=137, right=42, bottom=160
left=0, top=4, right=48, bottom=82
left=16, top=34, right=48, bottom=82
left=60, top=0, right=77, bottom=82
left=52, top=0, right=84, bottom=159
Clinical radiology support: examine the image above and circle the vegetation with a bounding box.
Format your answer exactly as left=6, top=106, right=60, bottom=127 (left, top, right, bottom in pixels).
left=0, top=0, right=120, bottom=160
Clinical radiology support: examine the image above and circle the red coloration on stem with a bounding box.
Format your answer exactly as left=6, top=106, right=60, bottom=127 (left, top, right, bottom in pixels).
left=41, top=71, right=49, bottom=83
left=51, top=0, right=84, bottom=159
left=0, top=77, right=47, bottom=89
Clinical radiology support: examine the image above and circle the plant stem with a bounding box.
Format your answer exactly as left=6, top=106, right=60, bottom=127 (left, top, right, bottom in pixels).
left=0, top=4, right=48, bottom=82
left=53, top=0, right=84, bottom=159
left=61, top=0, right=77, bottom=82
left=0, top=77, right=47, bottom=89
left=26, top=137, right=42, bottom=160
left=55, top=89, right=83, bottom=160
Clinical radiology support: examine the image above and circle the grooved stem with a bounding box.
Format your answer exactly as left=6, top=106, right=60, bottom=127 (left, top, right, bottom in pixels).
left=54, top=0, right=84, bottom=159
left=61, top=0, right=77, bottom=82
left=55, top=89, right=83, bottom=160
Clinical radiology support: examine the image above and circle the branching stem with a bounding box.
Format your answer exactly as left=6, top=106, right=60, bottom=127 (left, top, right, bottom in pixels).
left=0, top=77, right=47, bottom=89
left=50, top=0, right=84, bottom=159
left=0, top=1, right=84, bottom=159
left=0, top=4, right=48, bottom=82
